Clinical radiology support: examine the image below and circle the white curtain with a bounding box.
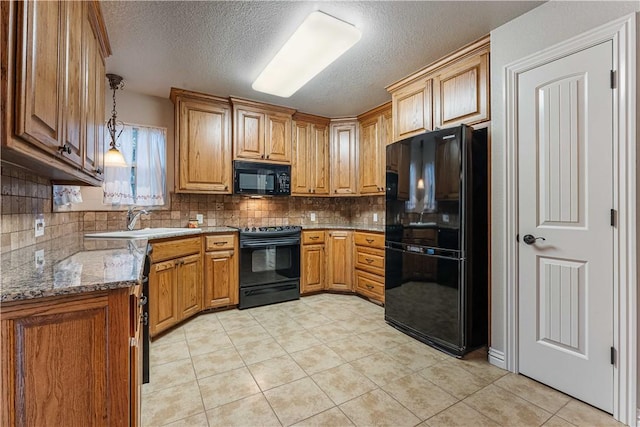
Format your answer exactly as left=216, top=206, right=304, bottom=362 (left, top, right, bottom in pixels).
left=103, top=125, right=165, bottom=206
left=134, top=127, right=165, bottom=206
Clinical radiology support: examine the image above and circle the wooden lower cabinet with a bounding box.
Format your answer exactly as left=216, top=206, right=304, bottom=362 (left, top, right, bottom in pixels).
left=355, top=269, right=385, bottom=302
left=148, top=236, right=202, bottom=337
left=203, top=233, right=238, bottom=309
left=353, top=231, right=385, bottom=303
left=326, top=230, right=353, bottom=291
left=0, top=288, right=134, bottom=426
left=301, top=244, right=325, bottom=294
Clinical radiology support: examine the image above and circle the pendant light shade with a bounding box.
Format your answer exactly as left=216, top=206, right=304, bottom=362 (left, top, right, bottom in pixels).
left=105, top=73, right=128, bottom=168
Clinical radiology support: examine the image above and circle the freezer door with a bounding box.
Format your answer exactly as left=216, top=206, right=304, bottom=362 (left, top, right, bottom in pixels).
left=385, top=247, right=463, bottom=353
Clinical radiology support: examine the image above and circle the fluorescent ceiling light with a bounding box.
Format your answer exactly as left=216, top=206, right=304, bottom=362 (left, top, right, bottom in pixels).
left=252, top=11, right=361, bottom=98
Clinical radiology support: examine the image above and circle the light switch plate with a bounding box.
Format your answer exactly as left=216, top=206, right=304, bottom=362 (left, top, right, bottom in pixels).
left=310, top=212, right=316, bottom=222
left=34, top=214, right=45, bottom=237
left=35, top=249, right=44, bottom=270
left=196, top=213, right=204, bottom=224
left=373, top=213, right=378, bottom=222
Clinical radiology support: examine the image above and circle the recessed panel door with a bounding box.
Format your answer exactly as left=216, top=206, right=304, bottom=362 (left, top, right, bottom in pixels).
left=517, top=41, right=614, bottom=412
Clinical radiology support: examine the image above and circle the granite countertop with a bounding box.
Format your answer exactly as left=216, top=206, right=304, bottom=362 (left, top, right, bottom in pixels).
left=1, top=234, right=148, bottom=303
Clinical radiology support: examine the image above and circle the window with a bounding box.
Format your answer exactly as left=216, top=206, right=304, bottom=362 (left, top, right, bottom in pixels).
left=103, top=124, right=166, bottom=206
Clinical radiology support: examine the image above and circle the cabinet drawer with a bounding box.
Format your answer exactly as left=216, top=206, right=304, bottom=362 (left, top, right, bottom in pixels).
left=205, top=234, right=236, bottom=251
left=355, top=270, right=384, bottom=302
left=149, top=237, right=201, bottom=263
left=354, top=232, right=384, bottom=249
left=354, top=246, right=385, bottom=275
left=302, top=230, right=325, bottom=245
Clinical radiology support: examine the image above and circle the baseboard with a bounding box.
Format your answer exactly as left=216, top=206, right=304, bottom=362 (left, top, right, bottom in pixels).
left=488, top=347, right=507, bottom=370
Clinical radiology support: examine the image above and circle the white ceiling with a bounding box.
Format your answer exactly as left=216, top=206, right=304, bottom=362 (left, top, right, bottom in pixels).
left=101, top=1, right=544, bottom=118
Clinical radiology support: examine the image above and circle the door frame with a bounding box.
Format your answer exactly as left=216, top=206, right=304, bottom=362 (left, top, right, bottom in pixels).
left=502, top=14, right=637, bottom=425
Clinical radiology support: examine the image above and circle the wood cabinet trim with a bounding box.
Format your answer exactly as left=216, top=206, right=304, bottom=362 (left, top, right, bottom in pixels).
left=229, top=97, right=296, bottom=116
left=86, top=0, right=111, bottom=58
left=386, top=34, right=490, bottom=93
left=357, top=101, right=392, bottom=121
left=292, top=112, right=330, bottom=126
left=169, top=87, right=230, bottom=106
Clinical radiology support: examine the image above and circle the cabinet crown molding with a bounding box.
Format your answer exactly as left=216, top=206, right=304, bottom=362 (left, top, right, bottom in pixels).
left=357, top=101, right=391, bottom=121
left=169, top=87, right=230, bottom=106
left=229, top=96, right=296, bottom=116
left=386, top=34, right=490, bottom=93
left=292, top=112, right=331, bottom=126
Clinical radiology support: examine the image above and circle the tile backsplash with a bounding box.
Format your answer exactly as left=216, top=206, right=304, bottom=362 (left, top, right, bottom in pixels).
left=1, top=163, right=385, bottom=252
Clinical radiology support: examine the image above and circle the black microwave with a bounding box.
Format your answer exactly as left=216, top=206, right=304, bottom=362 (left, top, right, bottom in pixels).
left=233, top=161, right=291, bottom=196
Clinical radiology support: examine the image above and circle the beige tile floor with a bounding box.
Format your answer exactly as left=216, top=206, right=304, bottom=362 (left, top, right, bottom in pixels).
left=143, top=293, right=623, bottom=427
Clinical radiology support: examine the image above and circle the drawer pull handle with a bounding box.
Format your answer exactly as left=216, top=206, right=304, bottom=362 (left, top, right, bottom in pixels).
left=365, top=258, right=374, bottom=263
left=309, top=236, right=319, bottom=240
left=139, top=295, right=148, bottom=306
left=214, top=241, right=228, bottom=246
left=366, top=238, right=374, bottom=243
left=366, top=284, right=374, bottom=289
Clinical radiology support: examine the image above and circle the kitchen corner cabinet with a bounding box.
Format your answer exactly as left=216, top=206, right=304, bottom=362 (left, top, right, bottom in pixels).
left=301, top=231, right=326, bottom=294
left=1, top=288, right=134, bottom=426
left=387, top=35, right=490, bottom=143
left=231, top=98, right=296, bottom=164
left=148, top=236, right=202, bottom=337
left=170, top=88, right=232, bottom=194
left=358, top=103, right=391, bottom=195
left=353, top=231, right=385, bottom=303
left=204, top=234, right=239, bottom=308
left=330, top=119, right=359, bottom=196
left=326, top=230, right=353, bottom=291
left=1, top=0, right=109, bottom=185
left=292, top=113, right=330, bottom=196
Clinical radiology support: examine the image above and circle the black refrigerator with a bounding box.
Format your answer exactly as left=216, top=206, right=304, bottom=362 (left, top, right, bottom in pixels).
left=385, top=124, right=488, bottom=357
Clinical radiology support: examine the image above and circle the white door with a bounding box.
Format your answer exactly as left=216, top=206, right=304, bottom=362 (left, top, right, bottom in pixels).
left=517, top=40, right=614, bottom=412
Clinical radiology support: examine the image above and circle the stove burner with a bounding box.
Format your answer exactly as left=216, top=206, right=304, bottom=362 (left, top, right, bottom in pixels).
left=242, top=225, right=301, bottom=233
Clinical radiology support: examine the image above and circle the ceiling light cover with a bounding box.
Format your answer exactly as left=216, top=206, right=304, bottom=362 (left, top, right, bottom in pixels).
left=252, top=11, right=361, bottom=98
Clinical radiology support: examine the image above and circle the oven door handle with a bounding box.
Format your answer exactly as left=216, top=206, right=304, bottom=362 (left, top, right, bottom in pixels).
left=240, top=238, right=300, bottom=248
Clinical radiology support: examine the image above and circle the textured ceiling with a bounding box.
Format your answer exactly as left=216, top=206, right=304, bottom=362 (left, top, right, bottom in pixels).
left=101, top=1, right=544, bottom=118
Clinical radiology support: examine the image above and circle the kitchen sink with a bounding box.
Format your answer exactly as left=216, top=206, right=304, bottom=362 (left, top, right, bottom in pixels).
left=84, top=228, right=202, bottom=239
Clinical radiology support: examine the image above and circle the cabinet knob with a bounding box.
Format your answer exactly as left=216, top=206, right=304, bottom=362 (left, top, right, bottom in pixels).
left=95, top=167, right=103, bottom=175
left=58, top=144, right=72, bottom=155
left=308, top=189, right=312, bottom=193
left=139, top=294, right=148, bottom=306
left=266, top=154, right=270, bottom=159
left=366, top=284, right=374, bottom=289
left=261, top=154, right=265, bottom=159
left=224, top=185, right=228, bottom=190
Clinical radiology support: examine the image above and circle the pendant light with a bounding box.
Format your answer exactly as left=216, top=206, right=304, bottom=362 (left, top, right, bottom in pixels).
left=104, top=73, right=128, bottom=168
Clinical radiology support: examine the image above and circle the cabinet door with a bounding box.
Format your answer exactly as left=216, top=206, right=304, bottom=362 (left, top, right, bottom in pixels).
left=301, top=244, right=325, bottom=294
left=330, top=121, right=358, bottom=195
left=0, top=290, right=131, bottom=426
left=204, top=250, right=238, bottom=308
left=433, top=52, right=489, bottom=128
left=83, top=15, right=105, bottom=178
left=235, top=108, right=265, bottom=160
left=291, top=121, right=310, bottom=195
left=149, top=260, right=179, bottom=336
left=15, top=0, right=64, bottom=151
left=177, top=254, right=202, bottom=320
left=358, top=116, right=384, bottom=195
left=177, top=98, right=232, bottom=193
left=326, top=231, right=353, bottom=291
left=60, top=1, right=83, bottom=167
left=392, top=78, right=432, bottom=142
left=311, top=123, right=330, bottom=195
left=383, top=108, right=398, bottom=173
left=265, top=113, right=291, bottom=163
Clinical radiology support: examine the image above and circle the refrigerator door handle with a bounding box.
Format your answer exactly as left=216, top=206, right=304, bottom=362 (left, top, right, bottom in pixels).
left=385, top=243, right=464, bottom=261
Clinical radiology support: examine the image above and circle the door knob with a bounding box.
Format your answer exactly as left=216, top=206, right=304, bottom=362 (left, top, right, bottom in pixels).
left=523, top=234, right=546, bottom=245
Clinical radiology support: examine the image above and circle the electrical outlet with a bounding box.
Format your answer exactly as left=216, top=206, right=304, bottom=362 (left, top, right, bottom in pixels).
left=310, top=212, right=316, bottom=222
left=373, top=213, right=378, bottom=222
left=34, top=249, right=44, bottom=270
left=34, top=214, right=45, bottom=237
left=442, top=214, right=450, bottom=223
left=196, top=213, right=204, bottom=224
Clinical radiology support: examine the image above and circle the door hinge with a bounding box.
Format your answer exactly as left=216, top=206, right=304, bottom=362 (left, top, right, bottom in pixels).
left=610, top=346, right=616, bottom=365
left=610, top=209, right=616, bottom=227
left=610, top=70, right=616, bottom=89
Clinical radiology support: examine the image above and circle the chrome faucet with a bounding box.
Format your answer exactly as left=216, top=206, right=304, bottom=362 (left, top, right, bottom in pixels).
left=126, top=207, right=149, bottom=230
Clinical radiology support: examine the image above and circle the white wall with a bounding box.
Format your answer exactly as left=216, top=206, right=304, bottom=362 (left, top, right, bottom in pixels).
left=57, top=89, right=175, bottom=211
left=489, top=0, right=639, bottom=404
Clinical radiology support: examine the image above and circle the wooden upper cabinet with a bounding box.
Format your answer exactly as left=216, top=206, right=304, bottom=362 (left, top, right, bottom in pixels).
left=6, top=0, right=110, bottom=185
left=171, top=88, right=232, bottom=194
left=391, top=78, right=433, bottom=142
left=330, top=119, right=358, bottom=196
left=15, top=0, right=64, bottom=153
left=387, top=35, right=490, bottom=141
left=231, top=98, right=295, bottom=164
left=433, top=50, right=489, bottom=128
left=358, top=103, right=390, bottom=195
left=292, top=112, right=330, bottom=196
